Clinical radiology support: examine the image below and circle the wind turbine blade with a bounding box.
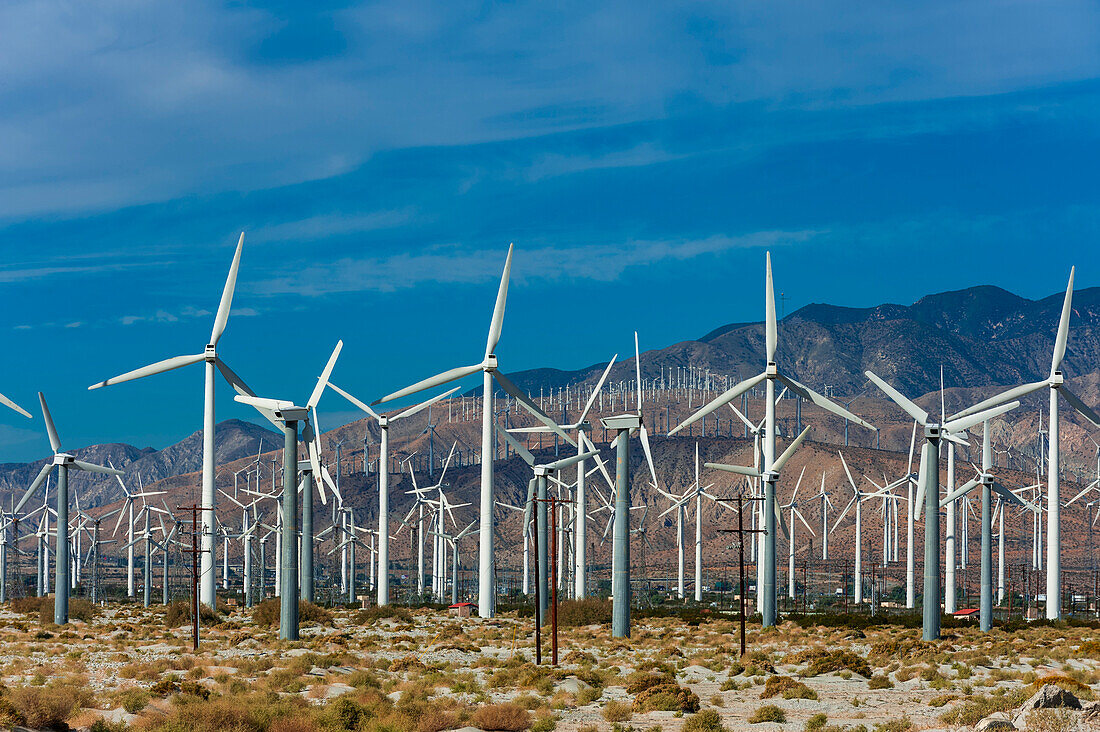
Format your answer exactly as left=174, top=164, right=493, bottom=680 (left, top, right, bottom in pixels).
left=0, top=391, right=31, bottom=419
left=579, top=356, right=617, bottom=423
left=521, top=478, right=537, bottom=537
left=580, top=432, right=615, bottom=492
left=234, top=395, right=293, bottom=412
left=907, top=420, right=917, bottom=476
left=944, top=400, right=1020, bottom=434
left=15, top=464, right=52, bottom=515
left=375, top=363, right=483, bottom=405
left=210, top=232, right=244, bottom=345
left=38, top=393, right=60, bottom=454
left=727, top=402, right=756, bottom=431
left=914, top=442, right=932, bottom=521
left=780, top=375, right=876, bottom=431
left=484, top=243, right=514, bottom=359
left=112, top=500, right=130, bottom=537
left=496, top=424, right=535, bottom=466
left=89, top=353, right=206, bottom=390
left=795, top=507, right=815, bottom=536
left=1059, top=387, right=1100, bottom=428
left=940, top=476, right=981, bottom=507
left=308, top=438, right=326, bottom=506
left=72, top=460, right=124, bottom=476
left=949, top=380, right=1047, bottom=421
left=328, top=383, right=380, bottom=420
left=772, top=426, right=811, bottom=473
left=831, top=496, right=856, bottom=535
left=838, top=451, right=858, bottom=492
left=307, top=340, right=343, bottom=410
left=790, top=466, right=806, bottom=502
left=765, top=251, right=777, bottom=361
left=394, top=387, right=460, bottom=421
left=638, top=424, right=659, bottom=489
left=544, top=450, right=600, bottom=473
left=669, top=372, right=767, bottom=436
left=492, top=371, right=575, bottom=446
left=864, top=371, right=929, bottom=425
left=705, top=462, right=761, bottom=477
left=1052, top=266, right=1074, bottom=374
left=993, top=481, right=1027, bottom=509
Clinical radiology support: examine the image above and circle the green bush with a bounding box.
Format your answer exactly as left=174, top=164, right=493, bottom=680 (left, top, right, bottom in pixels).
left=748, top=705, right=786, bottom=724
left=252, top=598, right=332, bottom=627
left=165, top=600, right=219, bottom=627
left=120, top=688, right=150, bottom=713
left=355, top=605, right=413, bottom=624
left=868, top=674, right=894, bottom=689
left=804, top=712, right=828, bottom=731
left=682, top=709, right=726, bottom=732
left=760, top=676, right=816, bottom=700
left=633, top=683, right=701, bottom=712
left=558, top=599, right=612, bottom=627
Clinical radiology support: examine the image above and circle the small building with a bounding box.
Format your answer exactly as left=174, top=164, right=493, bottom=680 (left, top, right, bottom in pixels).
left=449, top=602, right=477, bottom=618
left=953, top=608, right=979, bottom=621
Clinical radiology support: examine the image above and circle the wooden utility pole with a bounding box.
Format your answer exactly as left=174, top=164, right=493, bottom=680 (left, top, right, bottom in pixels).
left=535, top=494, right=573, bottom=666
left=177, top=505, right=210, bottom=652
left=717, top=494, right=764, bottom=658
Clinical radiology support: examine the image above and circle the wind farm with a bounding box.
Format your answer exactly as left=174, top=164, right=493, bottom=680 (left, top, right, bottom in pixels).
left=7, top=3, right=1100, bottom=729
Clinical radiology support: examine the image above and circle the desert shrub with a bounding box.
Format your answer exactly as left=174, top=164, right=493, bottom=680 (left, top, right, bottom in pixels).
left=563, top=650, right=596, bottom=665
left=681, top=709, right=726, bottom=732
left=626, top=670, right=675, bottom=695
left=356, top=605, right=413, bottom=624
left=119, top=687, right=150, bottom=713
left=417, top=708, right=456, bottom=732
left=320, top=697, right=368, bottom=730
left=390, top=655, right=427, bottom=673
left=165, top=600, right=218, bottom=627
left=151, top=676, right=180, bottom=696
left=298, top=601, right=333, bottom=626
left=1025, top=708, right=1076, bottom=732
left=576, top=686, right=602, bottom=705
left=748, top=705, right=786, bottom=724
left=270, top=718, right=319, bottom=732
left=602, top=700, right=632, bottom=722
left=940, top=688, right=1029, bottom=726
left=633, top=683, right=700, bottom=712
left=804, top=712, right=828, bottom=731
left=1031, top=675, right=1093, bottom=699
left=1078, top=640, right=1100, bottom=658
left=873, top=718, right=912, bottom=732
left=558, top=599, right=612, bottom=627
left=798, top=650, right=871, bottom=678
left=8, top=685, right=80, bottom=728
left=90, top=720, right=130, bottom=732
left=867, top=674, right=894, bottom=689
left=250, top=599, right=331, bottom=627
left=760, top=675, right=816, bottom=700
left=469, top=703, right=532, bottom=731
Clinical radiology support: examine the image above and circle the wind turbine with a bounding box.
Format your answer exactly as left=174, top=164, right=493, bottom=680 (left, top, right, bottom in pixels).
left=947, top=268, right=1100, bottom=619
left=782, top=468, right=816, bottom=600
left=671, top=252, right=875, bottom=627
left=327, top=383, right=458, bottom=606
left=864, top=369, right=1019, bottom=639
left=508, top=355, right=617, bottom=599
left=657, top=442, right=723, bottom=602
left=88, top=234, right=265, bottom=608
left=373, top=244, right=570, bottom=618
left=234, top=342, right=341, bottom=639
left=830, top=453, right=893, bottom=605
left=939, top=421, right=1032, bottom=631
left=14, top=393, right=123, bottom=624
left=497, top=426, right=596, bottom=618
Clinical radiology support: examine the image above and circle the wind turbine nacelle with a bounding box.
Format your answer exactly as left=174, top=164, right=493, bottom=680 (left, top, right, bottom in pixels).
left=601, top=414, right=640, bottom=430
left=484, top=354, right=498, bottom=371
left=1051, top=371, right=1064, bottom=387
left=297, top=460, right=312, bottom=472
left=578, top=420, right=592, bottom=432
left=204, top=344, right=217, bottom=361
left=762, top=471, right=780, bottom=482
left=276, top=407, right=309, bottom=422
left=924, top=425, right=942, bottom=440
left=52, top=454, right=75, bottom=466
left=766, top=362, right=778, bottom=377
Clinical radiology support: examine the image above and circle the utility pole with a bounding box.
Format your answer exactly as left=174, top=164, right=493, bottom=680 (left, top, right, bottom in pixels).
left=177, top=504, right=210, bottom=652
left=718, top=494, right=765, bottom=657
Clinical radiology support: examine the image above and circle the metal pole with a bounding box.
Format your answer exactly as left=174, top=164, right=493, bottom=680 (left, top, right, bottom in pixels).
left=537, top=472, right=549, bottom=619
left=612, top=430, right=631, bottom=638
left=762, top=374, right=777, bottom=627
left=981, top=422, right=993, bottom=631
left=478, top=368, right=495, bottom=618
left=550, top=496, right=559, bottom=666
left=378, top=420, right=390, bottom=605
left=739, top=496, right=746, bottom=656
left=200, top=359, right=217, bottom=608
left=54, top=465, right=68, bottom=625
left=532, top=501, right=541, bottom=665
left=923, top=436, right=941, bottom=640
left=301, top=469, right=313, bottom=603
left=574, top=427, right=587, bottom=599
left=1047, top=385, right=1061, bottom=619
left=281, top=420, right=300, bottom=641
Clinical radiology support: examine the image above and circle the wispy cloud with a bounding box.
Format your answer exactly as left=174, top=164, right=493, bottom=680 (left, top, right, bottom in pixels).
left=257, top=230, right=814, bottom=295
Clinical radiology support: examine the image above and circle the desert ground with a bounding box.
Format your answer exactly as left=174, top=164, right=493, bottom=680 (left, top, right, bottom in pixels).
left=0, top=598, right=1097, bottom=732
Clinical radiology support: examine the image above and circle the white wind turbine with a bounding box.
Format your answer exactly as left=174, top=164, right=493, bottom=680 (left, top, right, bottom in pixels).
left=88, top=234, right=268, bottom=608
left=657, top=442, right=723, bottom=602
left=830, top=453, right=893, bottom=605
left=671, top=251, right=875, bottom=627
left=373, top=244, right=575, bottom=617
left=508, top=355, right=617, bottom=599
left=14, top=393, right=123, bottom=624
left=810, top=472, right=833, bottom=562
left=947, top=268, right=1100, bottom=619
left=864, top=369, right=1019, bottom=639
left=109, top=470, right=165, bottom=598
left=327, top=383, right=458, bottom=606
left=781, top=468, right=816, bottom=599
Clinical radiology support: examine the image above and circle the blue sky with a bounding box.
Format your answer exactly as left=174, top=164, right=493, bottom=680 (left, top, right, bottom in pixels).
left=1, top=0, right=1100, bottom=460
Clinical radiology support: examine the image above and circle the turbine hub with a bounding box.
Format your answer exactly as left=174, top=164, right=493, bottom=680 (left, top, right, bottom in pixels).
left=204, top=344, right=217, bottom=361
left=1051, top=371, right=1064, bottom=387
left=484, top=354, right=498, bottom=371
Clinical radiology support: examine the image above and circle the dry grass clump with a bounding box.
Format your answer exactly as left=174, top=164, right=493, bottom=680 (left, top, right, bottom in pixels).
left=748, top=704, right=786, bottom=723
left=5, top=682, right=91, bottom=729
left=558, top=599, right=612, bottom=627
left=11, top=595, right=98, bottom=624
left=469, top=703, right=532, bottom=731
left=760, top=675, right=817, bottom=700
left=602, top=700, right=632, bottom=722
left=165, top=600, right=220, bottom=627
left=940, top=687, right=1029, bottom=726
left=867, top=674, right=894, bottom=689
left=390, top=655, right=428, bottom=673
left=633, top=682, right=701, bottom=712
left=355, top=605, right=414, bottom=625
left=681, top=709, right=726, bottom=732
left=1030, top=674, right=1094, bottom=699
left=794, top=649, right=871, bottom=678
left=251, top=599, right=332, bottom=627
